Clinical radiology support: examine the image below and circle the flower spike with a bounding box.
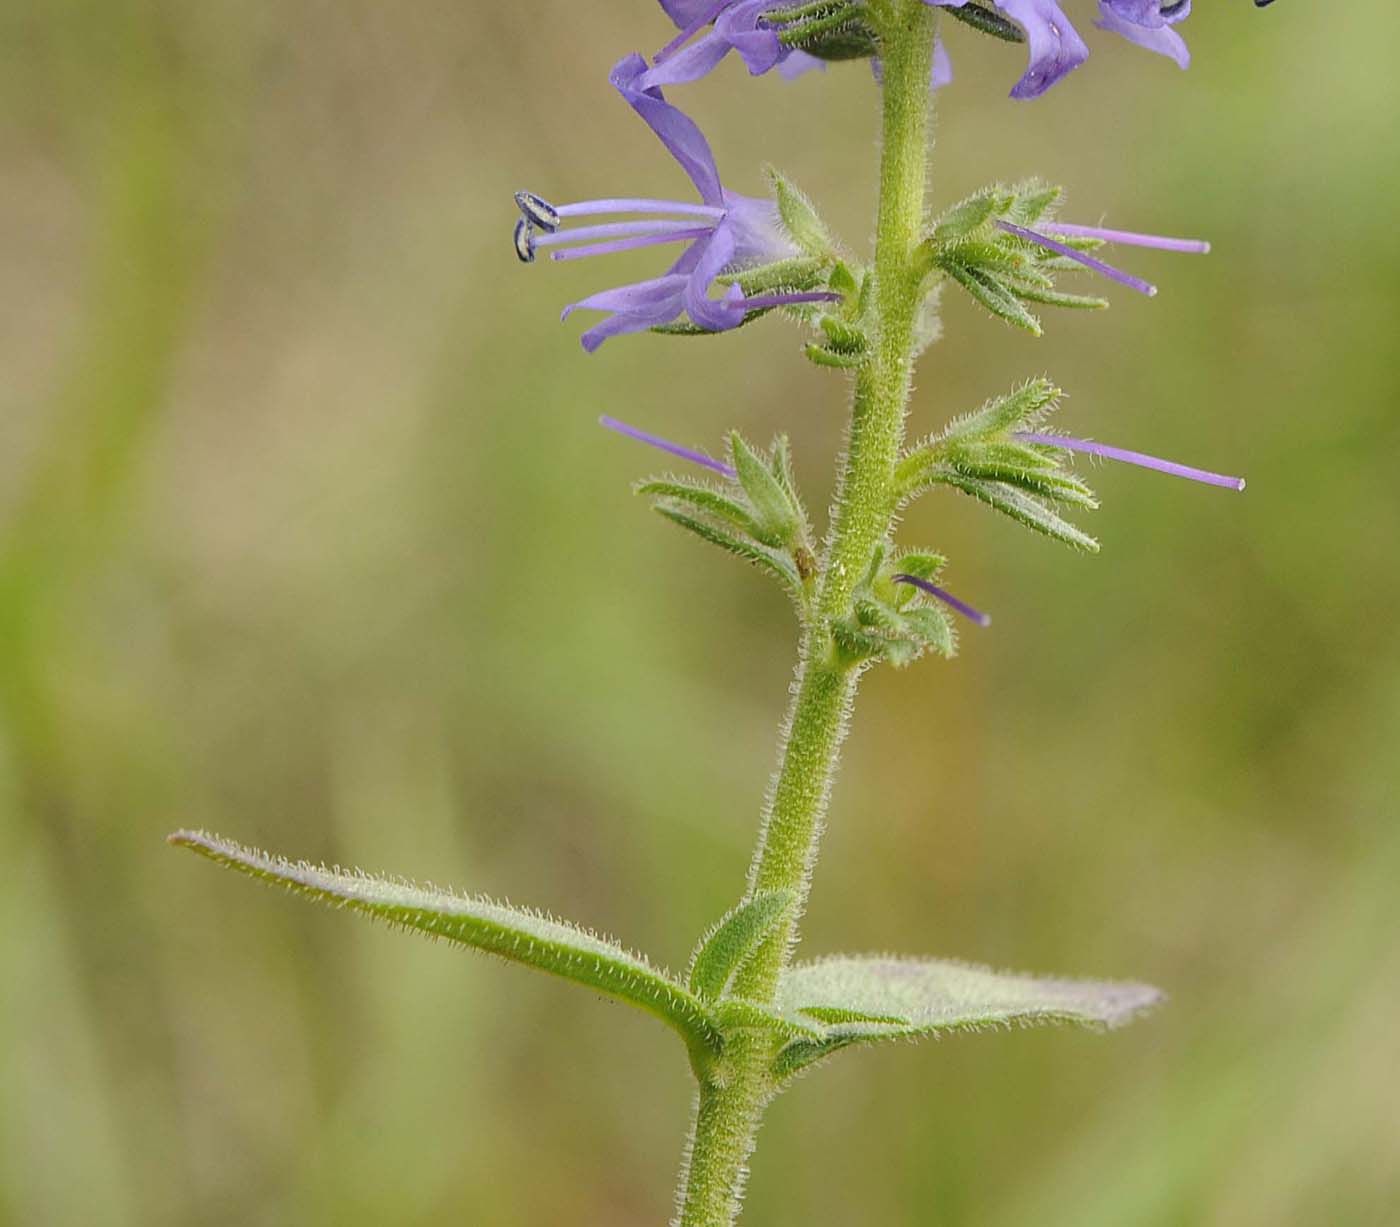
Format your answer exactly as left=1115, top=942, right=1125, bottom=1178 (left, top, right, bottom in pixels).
left=1010, top=433, right=1246, bottom=491
left=600, top=416, right=737, bottom=479
left=892, top=574, right=992, bottom=628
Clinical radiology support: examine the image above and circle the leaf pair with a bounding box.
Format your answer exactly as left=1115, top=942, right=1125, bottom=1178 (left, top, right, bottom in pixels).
left=896, top=379, right=1101, bottom=552
left=919, top=181, right=1109, bottom=336
left=641, top=433, right=819, bottom=610
left=171, top=831, right=1162, bottom=1082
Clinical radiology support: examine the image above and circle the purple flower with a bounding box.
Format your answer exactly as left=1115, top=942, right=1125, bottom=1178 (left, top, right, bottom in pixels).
left=644, top=0, right=824, bottom=90
left=1009, top=432, right=1246, bottom=491
left=646, top=0, right=963, bottom=91
left=1096, top=1, right=1191, bottom=70
left=925, top=0, right=1191, bottom=99
left=892, top=573, right=992, bottom=628
left=514, top=54, right=839, bottom=352
left=994, top=219, right=1210, bottom=297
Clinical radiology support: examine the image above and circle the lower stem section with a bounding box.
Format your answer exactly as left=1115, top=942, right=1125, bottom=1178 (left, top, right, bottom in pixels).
left=674, top=1034, right=773, bottom=1227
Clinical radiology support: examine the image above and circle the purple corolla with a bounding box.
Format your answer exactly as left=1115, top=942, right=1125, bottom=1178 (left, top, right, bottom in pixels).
left=514, top=54, right=838, bottom=352
left=647, top=0, right=963, bottom=91
left=644, top=0, right=826, bottom=89
left=925, top=0, right=1191, bottom=99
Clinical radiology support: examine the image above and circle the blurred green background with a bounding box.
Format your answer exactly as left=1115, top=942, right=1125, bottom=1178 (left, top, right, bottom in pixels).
left=1, top=2, right=1397, bottom=1224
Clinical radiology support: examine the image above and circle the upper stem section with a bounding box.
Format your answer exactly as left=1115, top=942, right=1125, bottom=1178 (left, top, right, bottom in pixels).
left=818, top=0, right=937, bottom=622
left=729, top=1, right=939, bottom=1005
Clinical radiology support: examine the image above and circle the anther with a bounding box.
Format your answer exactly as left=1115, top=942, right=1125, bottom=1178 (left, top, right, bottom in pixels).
left=514, top=218, right=536, bottom=264
left=515, top=191, right=561, bottom=233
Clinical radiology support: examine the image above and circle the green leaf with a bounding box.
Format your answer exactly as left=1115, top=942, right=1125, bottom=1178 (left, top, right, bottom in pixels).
left=937, top=471, right=1101, bottom=552
left=729, top=433, right=801, bottom=548
left=818, top=314, right=868, bottom=356
left=170, top=830, right=722, bottom=1054
left=942, top=260, right=1043, bottom=335
left=773, top=955, right=1162, bottom=1077
left=1009, top=283, right=1110, bottom=311
left=1007, top=181, right=1062, bottom=227
left=636, top=480, right=757, bottom=535
left=654, top=505, right=803, bottom=595
left=767, top=167, right=836, bottom=259
left=937, top=377, right=1062, bottom=442
left=944, top=2, right=1026, bottom=42
left=931, top=189, right=1006, bottom=245
left=689, top=891, right=793, bottom=1000
left=805, top=341, right=863, bottom=369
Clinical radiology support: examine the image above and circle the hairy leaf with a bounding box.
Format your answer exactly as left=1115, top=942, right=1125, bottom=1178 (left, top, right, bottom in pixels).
left=636, top=480, right=757, bottom=535
left=942, top=260, right=1043, bottom=335
left=689, top=891, right=793, bottom=1001
left=170, top=830, right=722, bottom=1053
left=937, top=472, right=1101, bottom=551
left=654, top=506, right=804, bottom=596
left=730, top=432, right=801, bottom=548
left=774, top=956, right=1162, bottom=1077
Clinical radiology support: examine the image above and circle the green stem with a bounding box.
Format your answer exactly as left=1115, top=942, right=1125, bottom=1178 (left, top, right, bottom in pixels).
left=673, top=5, right=938, bottom=1223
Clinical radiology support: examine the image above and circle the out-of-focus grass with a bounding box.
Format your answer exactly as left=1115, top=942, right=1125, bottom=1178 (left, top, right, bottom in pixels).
left=0, top=2, right=1396, bottom=1224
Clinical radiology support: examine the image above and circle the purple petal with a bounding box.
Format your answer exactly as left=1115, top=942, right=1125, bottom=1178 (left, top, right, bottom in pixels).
left=641, top=30, right=736, bottom=89
left=599, top=415, right=737, bottom=477
left=719, top=191, right=798, bottom=266
left=892, top=574, right=992, bottom=628
left=715, top=0, right=786, bottom=76
left=992, top=0, right=1090, bottom=99
left=777, top=50, right=825, bottom=80
left=683, top=224, right=746, bottom=332
left=658, top=0, right=728, bottom=27
left=609, top=54, right=724, bottom=206
left=1095, top=1, right=1190, bottom=69
left=996, top=220, right=1158, bottom=297
left=561, top=273, right=688, bottom=352
left=1012, top=432, right=1246, bottom=490
left=931, top=38, right=954, bottom=90
left=1101, top=0, right=1191, bottom=27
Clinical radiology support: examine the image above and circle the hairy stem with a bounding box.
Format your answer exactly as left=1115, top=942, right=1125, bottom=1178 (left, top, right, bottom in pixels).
left=673, top=5, right=937, bottom=1223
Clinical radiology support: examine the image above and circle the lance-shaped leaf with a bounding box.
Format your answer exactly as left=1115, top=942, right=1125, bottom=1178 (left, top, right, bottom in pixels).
left=944, top=2, right=1026, bottom=43
left=170, top=830, right=722, bottom=1055
left=937, top=472, right=1100, bottom=552
left=773, top=956, right=1162, bottom=1078
left=654, top=505, right=805, bottom=598
left=689, top=890, right=793, bottom=1001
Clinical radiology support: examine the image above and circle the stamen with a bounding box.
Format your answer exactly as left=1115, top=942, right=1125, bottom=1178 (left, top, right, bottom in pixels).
left=1011, top=432, right=1246, bottom=491
left=554, top=198, right=727, bottom=222
left=514, top=218, right=535, bottom=264
left=514, top=191, right=561, bottom=233
left=550, top=228, right=713, bottom=262
left=740, top=291, right=844, bottom=311
left=654, top=0, right=733, bottom=64
left=892, top=574, right=992, bottom=628
left=995, top=220, right=1157, bottom=297
left=599, top=416, right=737, bottom=478
left=1041, top=223, right=1210, bottom=254
left=532, top=219, right=713, bottom=252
